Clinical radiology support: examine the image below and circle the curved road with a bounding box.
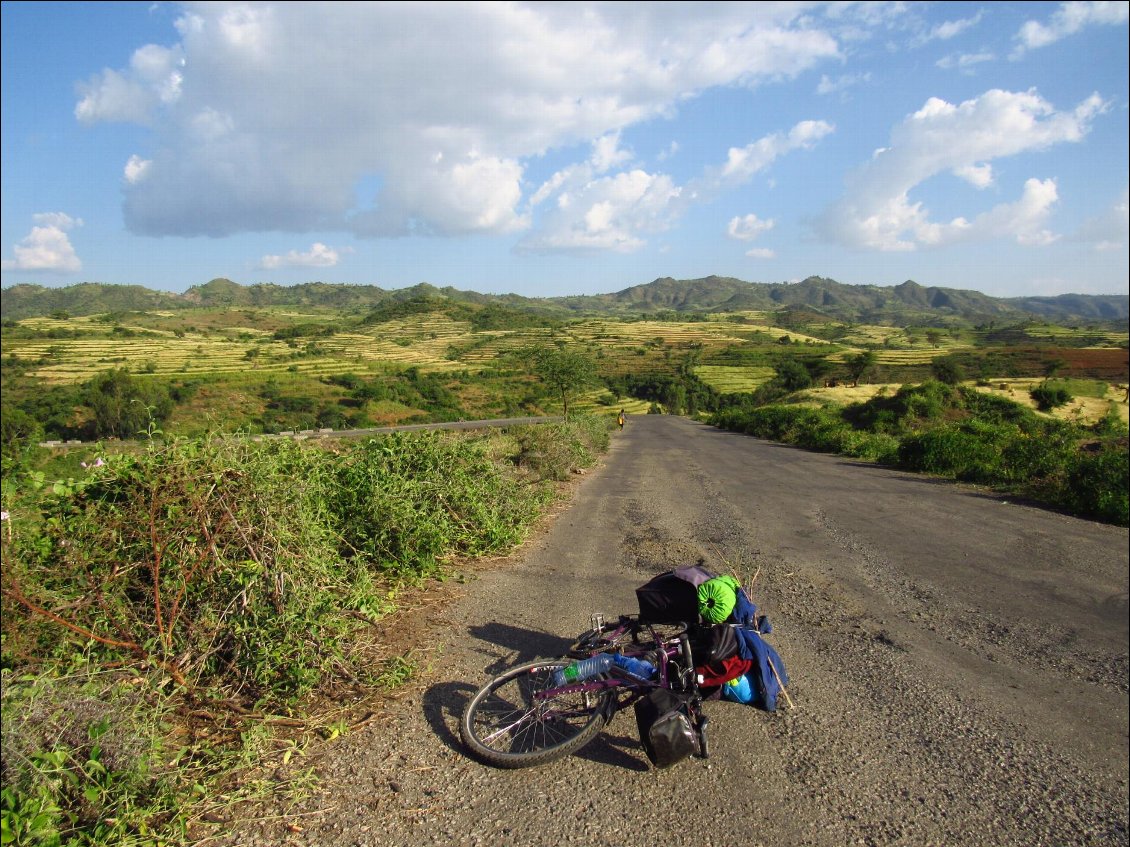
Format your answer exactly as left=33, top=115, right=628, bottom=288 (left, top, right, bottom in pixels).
left=228, top=415, right=1128, bottom=847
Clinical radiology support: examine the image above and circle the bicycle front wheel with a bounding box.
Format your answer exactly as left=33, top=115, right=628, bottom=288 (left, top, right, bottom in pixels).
left=460, top=659, right=614, bottom=768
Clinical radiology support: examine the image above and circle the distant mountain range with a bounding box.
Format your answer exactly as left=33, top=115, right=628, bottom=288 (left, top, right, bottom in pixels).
left=2, top=275, right=1127, bottom=325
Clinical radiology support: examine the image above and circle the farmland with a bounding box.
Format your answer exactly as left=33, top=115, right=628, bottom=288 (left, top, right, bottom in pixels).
left=2, top=289, right=1127, bottom=444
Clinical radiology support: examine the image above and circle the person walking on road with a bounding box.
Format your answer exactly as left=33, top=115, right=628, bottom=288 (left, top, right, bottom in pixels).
left=617, top=409, right=625, bottom=430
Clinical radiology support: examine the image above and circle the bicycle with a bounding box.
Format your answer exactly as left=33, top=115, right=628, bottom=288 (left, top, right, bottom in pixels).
left=460, top=613, right=710, bottom=769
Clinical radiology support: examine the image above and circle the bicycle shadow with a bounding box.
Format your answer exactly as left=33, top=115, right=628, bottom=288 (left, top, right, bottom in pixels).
left=421, top=680, right=477, bottom=756
left=573, top=728, right=650, bottom=772
left=465, top=621, right=576, bottom=675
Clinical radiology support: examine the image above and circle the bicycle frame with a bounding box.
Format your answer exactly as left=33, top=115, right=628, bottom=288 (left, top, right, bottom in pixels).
left=532, top=615, right=698, bottom=717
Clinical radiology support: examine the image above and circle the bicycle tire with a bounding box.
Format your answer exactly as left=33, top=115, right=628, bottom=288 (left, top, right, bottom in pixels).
left=461, top=659, right=614, bottom=768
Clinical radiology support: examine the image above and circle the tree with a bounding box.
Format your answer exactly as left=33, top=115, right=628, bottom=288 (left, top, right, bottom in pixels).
left=774, top=358, right=813, bottom=392
left=524, top=346, right=597, bottom=419
left=1043, top=357, right=1068, bottom=380
left=931, top=357, right=964, bottom=385
left=1030, top=383, right=1072, bottom=411
left=844, top=350, right=876, bottom=386
left=0, top=404, right=42, bottom=465
left=85, top=368, right=173, bottom=439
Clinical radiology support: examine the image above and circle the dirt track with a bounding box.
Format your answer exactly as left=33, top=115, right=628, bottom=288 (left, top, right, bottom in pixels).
left=223, top=415, right=1129, bottom=847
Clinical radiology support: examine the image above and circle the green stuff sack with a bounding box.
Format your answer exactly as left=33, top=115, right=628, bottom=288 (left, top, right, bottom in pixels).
left=718, top=574, right=741, bottom=593
left=697, top=577, right=737, bottom=623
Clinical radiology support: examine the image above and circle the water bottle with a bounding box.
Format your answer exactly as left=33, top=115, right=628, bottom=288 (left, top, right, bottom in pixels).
left=611, top=654, right=656, bottom=680
left=722, top=673, right=754, bottom=704
left=553, top=654, right=613, bottom=687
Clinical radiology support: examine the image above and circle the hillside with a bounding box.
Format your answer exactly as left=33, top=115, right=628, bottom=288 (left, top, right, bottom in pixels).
left=3, top=275, right=1127, bottom=326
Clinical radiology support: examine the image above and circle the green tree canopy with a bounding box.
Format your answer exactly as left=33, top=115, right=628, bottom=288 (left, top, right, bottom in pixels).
left=521, top=345, right=597, bottom=419
left=844, top=350, right=877, bottom=386
left=931, top=356, right=964, bottom=385
left=774, top=358, right=813, bottom=392
left=84, top=368, right=173, bottom=439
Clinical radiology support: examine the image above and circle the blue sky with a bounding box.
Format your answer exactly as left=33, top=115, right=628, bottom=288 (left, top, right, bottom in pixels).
left=2, top=1, right=1127, bottom=299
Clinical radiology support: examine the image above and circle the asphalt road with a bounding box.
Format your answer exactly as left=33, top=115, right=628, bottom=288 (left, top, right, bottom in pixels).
left=225, top=414, right=1129, bottom=847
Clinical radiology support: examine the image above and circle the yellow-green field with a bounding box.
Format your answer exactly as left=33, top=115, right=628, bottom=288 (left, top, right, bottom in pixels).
left=797, top=379, right=1129, bottom=426
left=693, top=365, right=777, bottom=394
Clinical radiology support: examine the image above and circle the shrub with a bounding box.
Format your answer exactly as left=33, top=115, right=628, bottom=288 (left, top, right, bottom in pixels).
left=2, top=438, right=367, bottom=703
left=0, top=419, right=611, bottom=844
left=1030, top=383, right=1073, bottom=411
left=710, top=380, right=1126, bottom=527
left=1059, top=443, right=1129, bottom=525
left=1, top=671, right=184, bottom=846
left=509, top=414, right=609, bottom=482
left=334, top=432, right=542, bottom=575
left=896, top=424, right=1002, bottom=483
left=843, top=381, right=958, bottom=434
left=931, top=356, right=964, bottom=385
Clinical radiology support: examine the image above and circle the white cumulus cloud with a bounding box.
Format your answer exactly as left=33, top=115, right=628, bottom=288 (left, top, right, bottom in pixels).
left=73, top=2, right=843, bottom=245
left=521, top=167, right=681, bottom=253
left=1, top=213, right=84, bottom=273
left=1012, top=1, right=1129, bottom=57
left=124, top=155, right=152, bottom=184
left=818, top=89, right=1106, bottom=251
left=721, top=120, right=835, bottom=183
left=928, top=12, right=984, bottom=41
left=816, top=72, right=871, bottom=97
left=75, top=43, right=183, bottom=124
left=522, top=119, right=826, bottom=254
left=745, top=247, right=776, bottom=259
left=936, top=52, right=996, bottom=73
left=258, top=242, right=343, bottom=270
left=727, top=214, right=775, bottom=241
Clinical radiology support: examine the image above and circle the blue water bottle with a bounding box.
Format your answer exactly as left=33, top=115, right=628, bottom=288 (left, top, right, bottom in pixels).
left=723, top=673, right=754, bottom=704
left=612, top=654, right=656, bottom=680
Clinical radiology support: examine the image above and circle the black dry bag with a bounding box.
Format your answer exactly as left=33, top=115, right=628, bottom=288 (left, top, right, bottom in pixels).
left=633, top=688, right=698, bottom=768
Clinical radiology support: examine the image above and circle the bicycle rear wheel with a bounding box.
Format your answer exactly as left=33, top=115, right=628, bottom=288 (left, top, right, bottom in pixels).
left=461, top=659, right=614, bottom=768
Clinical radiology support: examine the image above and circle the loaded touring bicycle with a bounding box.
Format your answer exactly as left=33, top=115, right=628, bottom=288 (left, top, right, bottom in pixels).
left=460, top=565, right=789, bottom=769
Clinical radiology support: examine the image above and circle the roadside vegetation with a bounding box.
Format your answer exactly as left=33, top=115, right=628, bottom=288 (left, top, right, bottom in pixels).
left=0, top=418, right=610, bottom=845
left=710, top=380, right=1128, bottom=526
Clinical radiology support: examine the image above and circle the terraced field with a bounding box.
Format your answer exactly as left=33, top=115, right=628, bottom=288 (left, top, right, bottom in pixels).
left=5, top=313, right=481, bottom=383
left=4, top=308, right=1125, bottom=422
left=693, top=365, right=777, bottom=394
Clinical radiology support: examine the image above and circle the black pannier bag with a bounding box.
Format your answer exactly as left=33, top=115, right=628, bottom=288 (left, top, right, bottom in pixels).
left=689, top=623, right=739, bottom=666
left=635, top=567, right=713, bottom=624
left=633, top=688, right=698, bottom=768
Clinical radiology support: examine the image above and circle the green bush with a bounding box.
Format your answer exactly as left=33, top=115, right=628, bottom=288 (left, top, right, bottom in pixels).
left=710, top=383, right=1127, bottom=527
left=1059, top=443, right=1129, bottom=525
left=896, top=424, right=1002, bottom=482
left=1030, top=383, right=1073, bottom=411
left=1, top=671, right=184, bottom=846
left=842, top=381, right=958, bottom=434
left=333, top=431, right=542, bottom=575
left=2, top=438, right=366, bottom=703
left=1, top=419, right=610, bottom=844
left=509, top=414, right=610, bottom=482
